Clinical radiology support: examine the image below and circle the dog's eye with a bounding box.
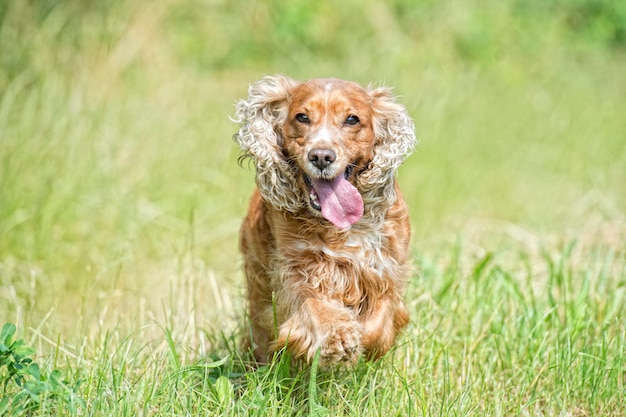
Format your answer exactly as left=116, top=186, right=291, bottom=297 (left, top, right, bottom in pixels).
left=345, top=115, right=360, bottom=126
left=295, top=113, right=310, bottom=124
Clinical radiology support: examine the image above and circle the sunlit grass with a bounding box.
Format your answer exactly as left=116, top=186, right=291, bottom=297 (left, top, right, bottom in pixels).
left=4, top=241, right=623, bottom=415
left=1, top=0, right=625, bottom=415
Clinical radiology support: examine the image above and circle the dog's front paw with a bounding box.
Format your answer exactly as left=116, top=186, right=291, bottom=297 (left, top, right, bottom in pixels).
left=318, top=320, right=362, bottom=367
left=273, top=298, right=363, bottom=366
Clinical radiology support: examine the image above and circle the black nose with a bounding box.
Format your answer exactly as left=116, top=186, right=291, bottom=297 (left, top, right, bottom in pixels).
left=308, top=148, right=336, bottom=169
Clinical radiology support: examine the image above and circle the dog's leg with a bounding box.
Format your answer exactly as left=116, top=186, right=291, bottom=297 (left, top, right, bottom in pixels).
left=244, top=272, right=274, bottom=364
left=359, top=296, right=409, bottom=360
left=241, top=242, right=275, bottom=365
left=272, top=297, right=362, bottom=367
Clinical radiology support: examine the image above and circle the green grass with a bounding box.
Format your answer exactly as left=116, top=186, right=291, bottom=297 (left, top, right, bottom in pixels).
left=1, top=0, right=625, bottom=415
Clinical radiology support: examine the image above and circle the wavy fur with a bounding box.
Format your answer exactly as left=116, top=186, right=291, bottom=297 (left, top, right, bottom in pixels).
left=233, top=75, right=417, bottom=367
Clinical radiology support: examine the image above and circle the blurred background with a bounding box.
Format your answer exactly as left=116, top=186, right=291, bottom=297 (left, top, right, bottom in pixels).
left=1, top=0, right=625, bottom=333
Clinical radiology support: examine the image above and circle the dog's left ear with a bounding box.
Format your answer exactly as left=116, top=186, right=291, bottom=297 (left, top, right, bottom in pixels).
left=368, top=87, right=417, bottom=173
left=357, top=87, right=416, bottom=205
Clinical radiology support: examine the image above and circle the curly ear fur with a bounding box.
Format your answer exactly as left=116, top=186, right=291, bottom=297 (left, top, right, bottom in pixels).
left=358, top=87, right=417, bottom=223
left=233, top=75, right=304, bottom=212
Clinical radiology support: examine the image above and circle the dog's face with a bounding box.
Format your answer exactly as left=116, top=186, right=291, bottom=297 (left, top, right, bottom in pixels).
left=234, top=75, right=416, bottom=229
left=280, top=79, right=376, bottom=228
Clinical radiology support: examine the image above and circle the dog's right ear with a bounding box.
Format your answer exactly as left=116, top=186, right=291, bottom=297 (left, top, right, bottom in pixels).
left=233, top=75, right=297, bottom=156
left=233, top=75, right=304, bottom=212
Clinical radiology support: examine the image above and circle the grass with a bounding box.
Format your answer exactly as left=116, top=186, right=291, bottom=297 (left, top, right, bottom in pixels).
left=1, top=0, right=625, bottom=415
left=4, top=242, right=623, bottom=415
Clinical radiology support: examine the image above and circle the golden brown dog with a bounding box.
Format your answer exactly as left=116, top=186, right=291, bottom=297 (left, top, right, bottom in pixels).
left=233, top=75, right=416, bottom=367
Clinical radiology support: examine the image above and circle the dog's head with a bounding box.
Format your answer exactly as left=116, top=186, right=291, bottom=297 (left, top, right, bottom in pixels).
left=233, top=75, right=416, bottom=228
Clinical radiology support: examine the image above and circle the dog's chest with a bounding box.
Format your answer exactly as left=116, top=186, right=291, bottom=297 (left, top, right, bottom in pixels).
left=323, top=233, right=392, bottom=274
left=281, top=228, right=399, bottom=298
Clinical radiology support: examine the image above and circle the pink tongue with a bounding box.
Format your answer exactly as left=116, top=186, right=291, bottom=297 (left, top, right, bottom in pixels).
left=311, top=176, right=363, bottom=228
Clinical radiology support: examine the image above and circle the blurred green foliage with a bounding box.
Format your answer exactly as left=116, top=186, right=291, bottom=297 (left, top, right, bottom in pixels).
left=2, top=0, right=626, bottom=84
left=0, top=0, right=625, bottom=322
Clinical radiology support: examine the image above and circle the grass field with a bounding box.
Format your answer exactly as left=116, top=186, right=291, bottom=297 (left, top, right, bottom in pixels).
left=1, top=0, right=625, bottom=415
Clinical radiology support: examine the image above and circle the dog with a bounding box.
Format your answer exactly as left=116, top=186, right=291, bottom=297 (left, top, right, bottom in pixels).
left=233, top=75, right=416, bottom=367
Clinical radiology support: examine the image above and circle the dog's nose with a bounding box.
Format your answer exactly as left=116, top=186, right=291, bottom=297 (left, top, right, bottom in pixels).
left=308, top=148, right=336, bottom=169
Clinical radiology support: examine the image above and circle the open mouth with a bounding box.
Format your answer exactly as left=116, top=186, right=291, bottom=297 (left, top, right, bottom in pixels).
left=304, top=173, right=322, bottom=210
left=305, top=165, right=354, bottom=211
left=308, top=181, right=321, bottom=210
left=303, top=165, right=363, bottom=228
